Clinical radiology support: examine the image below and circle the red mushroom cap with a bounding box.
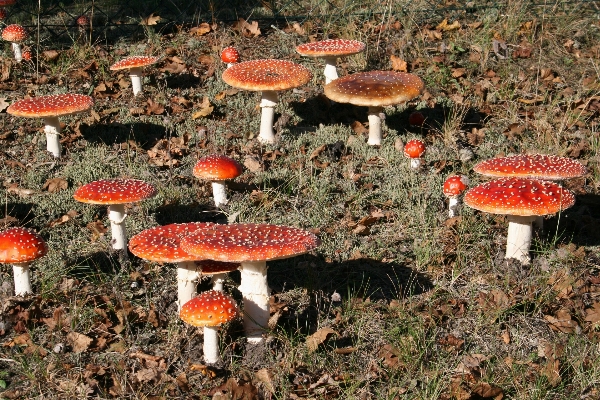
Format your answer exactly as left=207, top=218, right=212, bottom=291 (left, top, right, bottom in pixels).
left=2, top=24, right=27, bottom=42
left=403, top=139, right=426, bottom=158
left=221, top=47, right=239, bottom=64
left=0, top=0, right=15, bottom=6
left=180, top=290, right=238, bottom=327
left=0, top=9, right=7, bottom=20
left=181, top=223, right=320, bottom=263
left=443, top=175, right=469, bottom=197
left=222, top=59, right=312, bottom=92
left=196, top=260, right=240, bottom=275
left=408, top=111, right=425, bottom=126
left=0, top=227, right=48, bottom=264
left=296, top=39, right=366, bottom=57
left=129, top=222, right=215, bottom=263
left=76, top=15, right=90, bottom=26
left=473, top=154, right=587, bottom=180
left=110, top=56, right=160, bottom=71
left=7, top=93, right=93, bottom=118
left=73, top=179, right=156, bottom=205
left=464, top=178, right=575, bottom=216
left=22, top=50, right=31, bottom=61
left=193, top=155, right=243, bottom=181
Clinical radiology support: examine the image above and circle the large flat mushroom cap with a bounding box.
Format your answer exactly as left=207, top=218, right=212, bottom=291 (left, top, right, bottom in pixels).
left=7, top=93, right=93, bottom=118
left=193, top=155, right=243, bottom=180
left=2, top=24, right=26, bottom=42
left=296, top=39, right=365, bottom=57
left=222, top=59, right=312, bottom=91
left=0, top=227, right=47, bottom=264
left=129, top=222, right=215, bottom=262
left=324, top=71, right=424, bottom=107
left=473, top=154, right=587, bottom=180
left=181, top=223, right=320, bottom=262
left=180, top=290, right=238, bottom=327
left=464, top=178, right=575, bottom=216
left=110, top=56, right=160, bottom=71
left=73, top=179, right=156, bottom=205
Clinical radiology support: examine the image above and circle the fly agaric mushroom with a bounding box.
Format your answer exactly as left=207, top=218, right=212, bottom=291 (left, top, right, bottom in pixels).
left=0, top=227, right=47, bottom=296
left=222, top=59, right=312, bottom=144
left=21, top=50, right=31, bottom=61
left=324, top=71, right=424, bottom=146
left=180, top=290, right=238, bottom=365
left=181, top=223, right=320, bottom=343
left=73, top=179, right=156, bottom=255
left=464, top=177, right=575, bottom=264
left=193, top=155, right=243, bottom=208
left=2, top=24, right=27, bottom=62
left=128, top=222, right=215, bottom=310
left=7, top=93, right=93, bottom=158
left=443, top=175, right=469, bottom=218
left=110, top=56, right=160, bottom=96
left=403, top=139, right=426, bottom=169
left=196, top=260, right=240, bottom=291
left=221, top=47, right=239, bottom=68
left=296, top=39, right=366, bottom=84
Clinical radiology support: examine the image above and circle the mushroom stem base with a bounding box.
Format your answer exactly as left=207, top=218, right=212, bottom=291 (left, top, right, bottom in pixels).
left=238, top=261, right=270, bottom=343
left=211, top=181, right=228, bottom=208
left=203, top=325, right=220, bottom=364
left=11, top=43, right=22, bottom=62
left=13, top=263, right=32, bottom=296
left=177, top=262, right=200, bottom=311
left=448, top=197, right=460, bottom=218
left=506, top=215, right=534, bottom=264
left=323, top=57, right=338, bottom=85
left=108, top=204, right=127, bottom=252
left=410, top=158, right=423, bottom=169
left=43, top=116, right=62, bottom=158
left=258, top=91, right=278, bottom=144
left=367, top=106, right=384, bottom=146
left=129, top=67, right=143, bottom=96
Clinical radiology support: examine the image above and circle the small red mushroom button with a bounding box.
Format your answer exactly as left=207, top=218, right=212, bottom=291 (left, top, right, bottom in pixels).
left=221, top=47, right=239, bottom=68
left=403, top=139, right=426, bottom=169
left=443, top=175, right=469, bottom=218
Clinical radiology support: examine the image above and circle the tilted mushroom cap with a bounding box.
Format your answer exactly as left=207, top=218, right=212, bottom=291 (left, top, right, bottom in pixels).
left=2, top=24, right=26, bottom=42
left=7, top=94, right=93, bottom=118
left=197, top=260, right=240, bottom=275
left=296, top=39, right=365, bottom=57
left=222, top=59, right=312, bottom=91
left=221, top=47, right=239, bottom=63
left=464, top=178, right=575, bottom=216
left=181, top=223, right=320, bottom=263
left=110, top=56, right=160, bottom=71
left=0, top=227, right=47, bottom=264
left=403, top=139, right=426, bottom=158
left=324, top=71, right=424, bottom=107
left=193, top=155, right=243, bottom=181
left=473, top=154, right=587, bottom=180
left=443, top=175, right=469, bottom=197
left=129, top=222, right=215, bottom=263
left=180, top=290, right=238, bottom=327
left=73, top=179, right=156, bottom=205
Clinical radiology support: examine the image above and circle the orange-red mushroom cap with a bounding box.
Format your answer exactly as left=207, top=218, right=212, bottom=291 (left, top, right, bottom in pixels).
left=221, top=47, right=239, bottom=64
left=2, top=24, right=26, bottom=42
left=110, top=56, right=160, bottom=71
left=443, top=175, right=469, bottom=197
left=180, top=290, right=238, bottom=327
left=473, top=154, right=587, bottom=180
left=222, top=59, right=312, bottom=91
left=193, top=155, right=243, bottom=181
left=7, top=93, right=93, bottom=118
left=73, top=179, right=156, bottom=205
left=296, top=39, right=365, bottom=57
left=404, top=139, right=426, bottom=158
left=0, top=227, right=47, bottom=264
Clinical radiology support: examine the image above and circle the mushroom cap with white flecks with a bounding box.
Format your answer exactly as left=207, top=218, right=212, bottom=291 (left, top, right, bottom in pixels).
left=0, top=227, right=48, bottom=264
left=73, top=179, right=156, bottom=205
left=2, top=24, right=26, bottom=42
left=181, top=223, right=321, bottom=263
left=473, top=154, right=587, bottom=180
left=296, top=39, right=366, bottom=57
left=193, top=155, right=243, bottom=181
left=221, top=47, right=239, bottom=64
left=7, top=94, right=93, bottom=118
left=197, top=260, right=240, bottom=275
left=403, top=139, right=426, bottom=158
left=128, top=222, right=215, bottom=263
left=180, top=290, right=238, bottom=327
left=324, top=71, right=424, bottom=107
left=464, top=178, right=575, bottom=216
left=443, top=175, right=469, bottom=197
left=110, top=56, right=160, bottom=71
left=222, top=59, right=312, bottom=92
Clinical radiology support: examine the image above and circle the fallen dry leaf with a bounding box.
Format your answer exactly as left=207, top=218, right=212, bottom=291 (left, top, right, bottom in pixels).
left=437, top=19, right=461, bottom=31
left=67, top=331, right=93, bottom=353
left=390, top=55, right=407, bottom=72
left=141, top=12, right=160, bottom=26
left=306, top=327, right=336, bottom=352
left=43, top=177, right=68, bottom=193
left=232, top=18, right=261, bottom=37
left=192, top=97, right=214, bottom=119
left=0, top=97, right=9, bottom=112
left=189, top=22, right=211, bottom=36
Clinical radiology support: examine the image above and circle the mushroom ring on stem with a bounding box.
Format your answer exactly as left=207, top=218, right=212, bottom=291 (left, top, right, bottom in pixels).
left=324, top=71, right=424, bottom=146
left=222, top=59, right=312, bottom=144
left=296, top=39, right=365, bottom=85
left=110, top=56, right=160, bottom=96
left=181, top=223, right=320, bottom=343
left=0, top=227, right=47, bottom=296
left=193, top=155, right=243, bottom=208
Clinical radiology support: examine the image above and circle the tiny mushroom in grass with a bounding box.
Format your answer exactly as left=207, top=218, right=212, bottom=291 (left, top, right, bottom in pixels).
left=21, top=49, right=31, bottom=61
left=181, top=223, right=320, bottom=343
left=7, top=93, right=93, bottom=158
left=222, top=59, right=312, bottom=144
left=2, top=24, right=27, bottom=62
left=193, top=155, right=243, bottom=208
left=403, top=139, right=426, bottom=169
left=180, top=290, right=238, bottom=365
left=76, top=15, right=90, bottom=28
left=220, top=46, right=239, bottom=68
left=443, top=175, right=469, bottom=218
left=0, top=227, right=48, bottom=296
left=110, top=56, right=160, bottom=96
left=296, top=39, right=365, bottom=84
left=197, top=260, right=240, bottom=291
left=464, top=177, right=575, bottom=264
left=324, top=71, right=424, bottom=146
left=129, top=222, right=215, bottom=311
left=73, top=179, right=156, bottom=256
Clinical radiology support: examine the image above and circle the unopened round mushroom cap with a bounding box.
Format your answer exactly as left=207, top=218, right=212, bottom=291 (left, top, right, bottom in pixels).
left=443, top=175, right=469, bottom=197
left=2, top=24, right=26, bottom=42
left=129, top=222, right=215, bottom=263
left=181, top=223, right=321, bottom=262
left=221, top=47, right=239, bottom=64
left=197, top=260, right=240, bottom=275
left=110, top=56, right=160, bottom=71
left=0, top=227, right=48, bottom=264
left=222, top=59, right=312, bottom=91
left=296, top=39, right=365, bottom=57
left=193, top=155, right=243, bottom=181
left=73, top=179, right=156, bottom=205
left=324, top=71, right=424, bottom=107
left=473, top=154, right=587, bottom=180
left=7, top=93, right=93, bottom=118
left=404, top=139, right=426, bottom=158
left=464, top=178, right=575, bottom=216
left=180, top=290, right=238, bottom=327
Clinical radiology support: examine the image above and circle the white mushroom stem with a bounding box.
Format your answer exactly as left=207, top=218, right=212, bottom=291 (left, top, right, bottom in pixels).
left=258, top=91, right=278, bottom=144
left=177, top=261, right=200, bottom=311
left=367, top=106, right=384, bottom=146
left=13, top=263, right=32, bottom=296
left=203, top=325, right=220, bottom=364
left=410, top=158, right=423, bottom=169
left=129, top=67, right=143, bottom=96
left=11, top=42, right=22, bottom=62
left=108, top=204, right=127, bottom=251
left=238, top=261, right=270, bottom=343
left=448, top=197, right=460, bottom=218
left=43, top=116, right=62, bottom=158
left=211, top=273, right=226, bottom=291
left=323, top=56, right=338, bottom=84
left=211, top=181, right=228, bottom=208
left=506, top=215, right=535, bottom=264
